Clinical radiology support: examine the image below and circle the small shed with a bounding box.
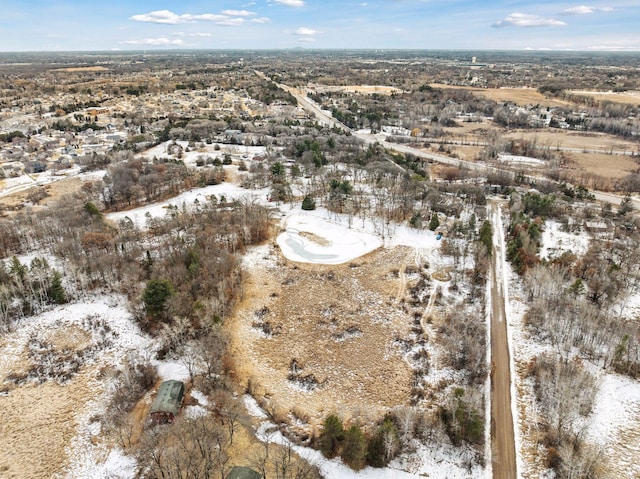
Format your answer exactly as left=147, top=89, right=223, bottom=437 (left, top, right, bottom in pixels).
left=149, top=380, right=185, bottom=424
left=225, top=467, right=262, bottom=479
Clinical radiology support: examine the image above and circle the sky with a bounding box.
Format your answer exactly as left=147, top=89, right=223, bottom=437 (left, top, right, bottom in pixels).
left=1, top=1, right=639, bottom=52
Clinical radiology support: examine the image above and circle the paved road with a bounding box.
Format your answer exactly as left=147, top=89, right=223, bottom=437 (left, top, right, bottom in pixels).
left=489, top=200, right=517, bottom=479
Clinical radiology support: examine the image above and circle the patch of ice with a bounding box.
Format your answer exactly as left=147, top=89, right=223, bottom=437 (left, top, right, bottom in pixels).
left=277, top=212, right=382, bottom=264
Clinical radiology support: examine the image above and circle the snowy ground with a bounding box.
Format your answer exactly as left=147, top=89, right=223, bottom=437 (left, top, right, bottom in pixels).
left=106, top=183, right=271, bottom=228
left=243, top=396, right=486, bottom=479
left=0, top=166, right=104, bottom=199
left=507, top=211, right=640, bottom=478
left=539, top=219, right=590, bottom=260
left=496, top=154, right=546, bottom=167
left=138, top=140, right=270, bottom=168
left=0, top=296, right=149, bottom=479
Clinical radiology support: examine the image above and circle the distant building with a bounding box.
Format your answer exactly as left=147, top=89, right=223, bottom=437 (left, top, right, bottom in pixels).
left=86, top=107, right=109, bottom=117
left=149, top=380, right=185, bottom=424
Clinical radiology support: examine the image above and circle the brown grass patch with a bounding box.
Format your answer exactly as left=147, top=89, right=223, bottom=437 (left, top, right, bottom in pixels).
left=568, top=89, right=640, bottom=105
left=563, top=152, right=638, bottom=181
left=503, top=130, right=638, bottom=153
left=299, top=231, right=331, bottom=247
left=45, top=324, right=92, bottom=351
left=230, top=246, right=414, bottom=432
left=0, top=380, right=93, bottom=478
left=432, top=268, right=452, bottom=282
left=430, top=84, right=570, bottom=108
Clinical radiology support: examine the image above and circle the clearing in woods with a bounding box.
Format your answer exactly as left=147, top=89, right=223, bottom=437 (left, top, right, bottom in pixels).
left=230, top=244, right=417, bottom=431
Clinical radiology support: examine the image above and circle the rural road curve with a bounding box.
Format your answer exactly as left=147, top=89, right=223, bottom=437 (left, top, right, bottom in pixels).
left=489, top=200, right=518, bottom=479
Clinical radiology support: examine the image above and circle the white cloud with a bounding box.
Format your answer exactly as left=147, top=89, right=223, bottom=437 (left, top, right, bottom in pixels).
left=298, top=37, right=316, bottom=43
left=492, top=12, right=568, bottom=28
left=130, top=10, right=227, bottom=24
left=251, top=17, right=272, bottom=23
left=358, top=2, right=368, bottom=6
left=561, top=5, right=614, bottom=15
left=130, top=10, right=184, bottom=24
left=192, top=13, right=235, bottom=22
left=295, top=27, right=318, bottom=35
left=221, top=10, right=255, bottom=16
left=121, top=37, right=185, bottom=46
left=214, top=18, right=245, bottom=26
left=274, top=0, right=305, bottom=7
left=130, top=10, right=249, bottom=27
left=562, top=5, right=595, bottom=15
left=172, top=32, right=213, bottom=37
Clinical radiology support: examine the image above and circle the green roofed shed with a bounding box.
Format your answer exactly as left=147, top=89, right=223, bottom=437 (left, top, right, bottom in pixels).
left=225, top=466, right=262, bottom=479
left=149, top=380, right=185, bottom=424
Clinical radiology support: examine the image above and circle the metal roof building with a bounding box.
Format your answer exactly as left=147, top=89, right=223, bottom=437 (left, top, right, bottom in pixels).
left=225, top=466, right=262, bottom=479
left=149, top=380, right=185, bottom=424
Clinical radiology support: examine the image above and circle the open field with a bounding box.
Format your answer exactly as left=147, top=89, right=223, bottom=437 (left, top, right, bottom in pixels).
left=430, top=84, right=570, bottom=108
left=312, top=85, right=404, bottom=96
left=0, top=379, right=92, bottom=479
left=231, top=244, right=416, bottom=432
left=568, top=89, right=640, bottom=104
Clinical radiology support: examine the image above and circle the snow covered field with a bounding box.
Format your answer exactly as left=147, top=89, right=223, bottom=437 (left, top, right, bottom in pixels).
left=139, top=140, right=269, bottom=168
left=496, top=154, right=546, bottom=167
left=107, top=183, right=270, bottom=228
left=539, top=219, right=590, bottom=260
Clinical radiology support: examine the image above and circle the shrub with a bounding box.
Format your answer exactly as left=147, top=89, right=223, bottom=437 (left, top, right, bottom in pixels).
left=318, top=414, right=343, bottom=458
left=302, top=195, right=316, bottom=210
left=341, top=425, right=367, bottom=470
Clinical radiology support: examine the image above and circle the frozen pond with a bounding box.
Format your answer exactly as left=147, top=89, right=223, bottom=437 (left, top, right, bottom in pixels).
left=276, top=213, right=382, bottom=264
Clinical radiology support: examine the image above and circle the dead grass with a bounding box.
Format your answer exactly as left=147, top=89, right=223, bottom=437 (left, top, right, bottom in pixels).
left=562, top=152, right=638, bottom=181
left=0, top=379, right=92, bottom=479
left=0, top=176, right=95, bottom=214
left=502, top=130, right=638, bottom=153
left=299, top=231, right=331, bottom=247
left=45, top=324, right=92, bottom=351
left=430, top=84, right=570, bottom=108
left=432, top=268, right=452, bottom=282
left=568, top=90, right=640, bottom=105
left=230, top=245, right=414, bottom=433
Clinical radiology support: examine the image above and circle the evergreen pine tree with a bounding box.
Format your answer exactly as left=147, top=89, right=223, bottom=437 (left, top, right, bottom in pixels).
left=47, top=270, right=68, bottom=304
left=429, top=213, right=440, bottom=231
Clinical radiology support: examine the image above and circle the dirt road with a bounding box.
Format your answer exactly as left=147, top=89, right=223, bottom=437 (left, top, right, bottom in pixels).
left=489, top=200, right=518, bottom=479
